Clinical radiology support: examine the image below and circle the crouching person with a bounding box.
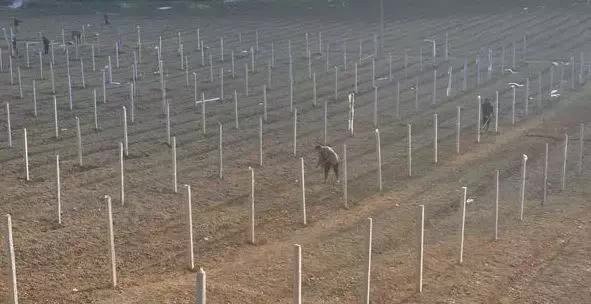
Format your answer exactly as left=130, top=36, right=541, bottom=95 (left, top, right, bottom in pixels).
left=315, top=145, right=340, bottom=183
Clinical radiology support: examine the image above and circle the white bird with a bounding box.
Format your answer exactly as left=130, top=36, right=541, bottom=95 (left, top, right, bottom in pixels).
left=504, top=68, right=518, bottom=74
left=550, top=89, right=560, bottom=98
left=508, top=82, right=524, bottom=88
left=158, top=6, right=172, bottom=10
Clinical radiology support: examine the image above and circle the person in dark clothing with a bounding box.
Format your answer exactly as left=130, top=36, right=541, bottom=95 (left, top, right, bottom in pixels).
left=481, top=98, right=494, bottom=132
left=42, top=36, right=50, bottom=55
left=13, top=18, right=21, bottom=31
left=315, top=145, right=340, bottom=183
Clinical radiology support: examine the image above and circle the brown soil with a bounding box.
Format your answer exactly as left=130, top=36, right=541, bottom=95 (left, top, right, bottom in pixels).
left=1, top=3, right=591, bottom=304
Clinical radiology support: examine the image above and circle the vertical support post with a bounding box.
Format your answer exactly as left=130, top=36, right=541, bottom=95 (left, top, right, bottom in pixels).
left=76, top=117, right=82, bottom=166
left=543, top=143, right=548, bottom=204
left=165, top=102, right=171, bottom=146
left=17, top=66, right=22, bottom=99
left=456, top=106, right=461, bottom=154
left=249, top=167, right=255, bottom=245
left=495, top=170, right=499, bottom=240
left=293, top=110, right=297, bottom=156
left=313, top=72, right=317, bottom=107
left=185, top=185, right=195, bottom=270
left=396, top=81, right=400, bottom=119
left=259, top=117, right=263, bottom=167
left=263, top=85, right=267, bottom=122
left=562, top=133, right=568, bottom=191
left=432, top=68, right=437, bottom=105
left=245, top=63, right=249, bottom=96
left=335, top=66, right=338, bottom=100
left=293, top=244, right=302, bottom=304
left=105, top=195, right=117, bottom=288
left=23, top=128, right=29, bottom=181
left=6, top=214, right=19, bottom=303
left=459, top=186, right=467, bottom=264
left=417, top=205, right=424, bottom=293
left=375, top=129, right=382, bottom=192
left=494, top=91, right=499, bottom=134
left=433, top=114, right=438, bottom=164
left=373, top=86, right=378, bottom=128
left=33, top=79, right=37, bottom=118
left=579, top=123, right=584, bottom=174
left=234, top=90, right=239, bottom=129
left=364, top=218, right=373, bottom=304
left=196, top=268, right=206, bottom=304
left=56, top=154, right=61, bottom=224
left=201, top=92, right=206, bottom=134
left=219, top=122, right=223, bottom=179
left=512, top=86, right=516, bottom=125
left=354, top=63, right=358, bottom=93
left=6, top=103, right=11, bottom=148
left=53, top=96, right=59, bottom=139
left=343, top=143, right=348, bottom=208
left=93, top=89, right=98, bottom=130
left=300, top=157, right=307, bottom=225
left=525, top=78, right=529, bottom=116
left=408, top=124, right=412, bottom=177
left=519, top=154, right=528, bottom=221
left=123, top=106, right=129, bottom=157
left=119, top=142, right=124, bottom=206
left=172, top=136, right=178, bottom=193
left=102, top=69, right=107, bottom=103
left=477, top=96, right=481, bottom=143
left=323, top=100, right=328, bottom=145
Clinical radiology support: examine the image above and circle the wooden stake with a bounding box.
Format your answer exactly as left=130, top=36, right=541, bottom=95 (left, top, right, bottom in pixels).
left=459, top=186, right=467, bottom=264
left=5, top=214, right=19, bottom=303
left=172, top=136, right=178, bottom=193
left=56, top=154, right=62, bottom=224
left=519, top=154, right=528, bottom=221
left=38, top=51, right=43, bottom=79
left=364, top=217, right=373, bottom=304
left=375, top=129, right=382, bottom=192
left=130, top=83, right=135, bottom=124
left=50, top=61, right=55, bottom=93
left=249, top=167, right=255, bottom=245
left=184, top=184, right=194, bottom=270
left=300, top=157, right=307, bottom=225
left=201, top=92, right=206, bottom=134
left=23, top=128, right=29, bottom=181
left=80, top=59, right=85, bottom=88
